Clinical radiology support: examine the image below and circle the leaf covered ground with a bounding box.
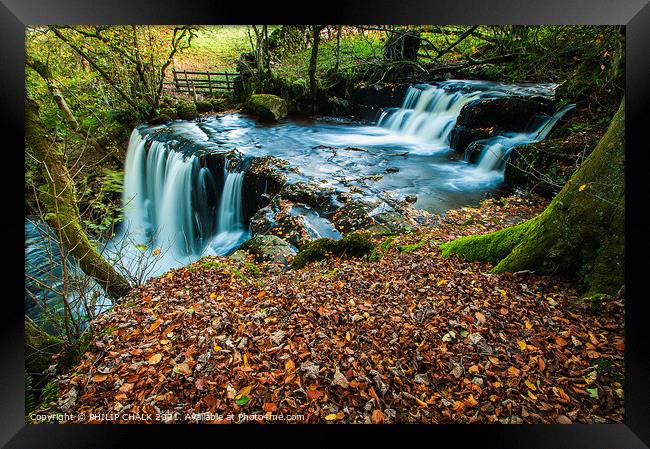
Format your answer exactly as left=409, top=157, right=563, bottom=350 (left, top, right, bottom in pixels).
left=52, top=195, right=625, bottom=424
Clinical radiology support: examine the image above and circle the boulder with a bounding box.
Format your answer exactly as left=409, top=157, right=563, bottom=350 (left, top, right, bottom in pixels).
left=331, top=199, right=377, bottom=233
left=176, top=100, right=199, bottom=120
left=455, top=97, right=554, bottom=131
left=325, top=97, right=351, bottom=116
left=450, top=96, right=554, bottom=153
left=240, top=235, right=296, bottom=265
left=280, top=181, right=339, bottom=217
left=348, top=83, right=410, bottom=121
left=449, top=127, right=496, bottom=154
left=250, top=196, right=341, bottom=249
left=247, top=94, right=288, bottom=122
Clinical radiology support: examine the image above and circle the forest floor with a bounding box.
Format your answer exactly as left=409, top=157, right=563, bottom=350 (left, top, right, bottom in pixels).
left=52, top=194, right=625, bottom=424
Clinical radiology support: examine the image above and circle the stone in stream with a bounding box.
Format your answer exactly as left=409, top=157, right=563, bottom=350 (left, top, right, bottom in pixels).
left=449, top=96, right=554, bottom=153
left=247, top=94, right=288, bottom=122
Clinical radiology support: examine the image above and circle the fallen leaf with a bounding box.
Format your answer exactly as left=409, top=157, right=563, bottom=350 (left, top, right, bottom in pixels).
left=147, top=353, right=163, bottom=365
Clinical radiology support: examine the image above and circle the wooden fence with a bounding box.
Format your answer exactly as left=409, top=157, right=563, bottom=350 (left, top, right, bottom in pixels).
left=164, top=70, right=238, bottom=96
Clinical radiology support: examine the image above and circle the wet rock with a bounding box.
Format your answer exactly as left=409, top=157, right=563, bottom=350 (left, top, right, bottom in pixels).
left=228, top=250, right=249, bottom=263
left=348, top=83, right=410, bottom=121
left=404, top=194, right=417, bottom=203
left=373, top=211, right=415, bottom=234
left=247, top=94, right=288, bottom=122
left=326, top=97, right=351, bottom=116
left=464, top=142, right=488, bottom=164
left=450, top=126, right=496, bottom=154
left=385, top=167, right=400, bottom=174
left=331, top=200, right=376, bottom=233
left=240, top=235, right=296, bottom=265
left=250, top=198, right=320, bottom=248
left=450, top=96, right=554, bottom=153
left=456, top=96, right=554, bottom=131
left=280, top=181, right=339, bottom=218
left=240, top=156, right=287, bottom=220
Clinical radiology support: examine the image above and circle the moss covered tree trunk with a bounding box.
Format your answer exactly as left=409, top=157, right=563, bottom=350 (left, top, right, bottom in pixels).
left=442, top=98, right=625, bottom=296
left=26, top=98, right=132, bottom=301
left=308, top=25, right=323, bottom=113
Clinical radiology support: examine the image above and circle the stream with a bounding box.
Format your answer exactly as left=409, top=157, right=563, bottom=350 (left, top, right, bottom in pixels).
left=25, top=79, right=572, bottom=326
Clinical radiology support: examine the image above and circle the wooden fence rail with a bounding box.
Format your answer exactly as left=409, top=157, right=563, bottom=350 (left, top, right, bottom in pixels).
left=166, top=70, right=238, bottom=96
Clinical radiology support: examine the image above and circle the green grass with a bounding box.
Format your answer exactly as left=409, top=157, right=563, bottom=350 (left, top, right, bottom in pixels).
left=175, top=26, right=275, bottom=72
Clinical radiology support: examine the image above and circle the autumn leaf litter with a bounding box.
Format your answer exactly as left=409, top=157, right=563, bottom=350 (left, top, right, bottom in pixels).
left=54, top=195, right=625, bottom=424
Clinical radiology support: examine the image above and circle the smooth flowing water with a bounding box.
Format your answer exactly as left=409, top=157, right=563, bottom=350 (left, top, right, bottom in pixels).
left=26, top=79, right=570, bottom=326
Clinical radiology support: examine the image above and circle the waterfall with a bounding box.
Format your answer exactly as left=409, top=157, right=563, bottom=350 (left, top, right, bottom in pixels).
left=377, top=84, right=481, bottom=146
left=475, top=103, right=576, bottom=172
left=120, top=129, right=248, bottom=264
left=209, top=167, right=249, bottom=255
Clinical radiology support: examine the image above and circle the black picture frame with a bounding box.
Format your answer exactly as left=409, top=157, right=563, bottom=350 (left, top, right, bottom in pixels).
left=3, top=1, right=649, bottom=447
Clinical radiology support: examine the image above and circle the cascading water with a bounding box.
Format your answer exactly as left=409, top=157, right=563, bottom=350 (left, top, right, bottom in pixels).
left=474, top=103, right=576, bottom=172
left=119, top=128, right=248, bottom=274
left=378, top=84, right=481, bottom=148
left=209, top=167, right=249, bottom=255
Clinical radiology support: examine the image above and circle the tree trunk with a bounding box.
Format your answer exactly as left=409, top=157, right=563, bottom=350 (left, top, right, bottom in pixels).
left=26, top=98, right=132, bottom=301
left=26, top=55, right=122, bottom=166
left=441, top=98, right=625, bottom=296
left=308, top=25, right=323, bottom=113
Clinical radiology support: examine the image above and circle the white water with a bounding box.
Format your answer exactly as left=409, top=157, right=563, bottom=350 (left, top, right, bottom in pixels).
left=475, top=103, right=576, bottom=172
left=378, top=84, right=481, bottom=151
left=116, top=129, right=248, bottom=278
left=209, top=168, right=249, bottom=255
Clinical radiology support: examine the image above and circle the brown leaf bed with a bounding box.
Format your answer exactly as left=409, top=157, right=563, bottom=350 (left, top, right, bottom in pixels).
left=53, top=195, right=625, bottom=424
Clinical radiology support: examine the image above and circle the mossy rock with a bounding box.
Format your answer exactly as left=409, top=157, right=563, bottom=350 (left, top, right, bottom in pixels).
left=247, top=94, right=288, bottom=122
left=195, top=100, right=213, bottom=113
left=210, top=98, right=231, bottom=112
left=176, top=101, right=198, bottom=120
left=292, top=232, right=374, bottom=268
left=240, top=235, right=295, bottom=265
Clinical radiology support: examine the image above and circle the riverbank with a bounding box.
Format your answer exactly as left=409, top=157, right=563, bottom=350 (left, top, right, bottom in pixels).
left=44, top=194, right=625, bottom=424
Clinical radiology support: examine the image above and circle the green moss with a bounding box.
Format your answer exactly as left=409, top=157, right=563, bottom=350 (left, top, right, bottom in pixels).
left=244, top=261, right=261, bottom=276
left=398, top=240, right=428, bottom=253
left=176, top=101, right=198, bottom=120
left=440, top=220, right=532, bottom=266
left=369, top=236, right=395, bottom=262
left=248, top=94, right=288, bottom=122
left=292, top=232, right=374, bottom=268
left=201, top=259, right=227, bottom=270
